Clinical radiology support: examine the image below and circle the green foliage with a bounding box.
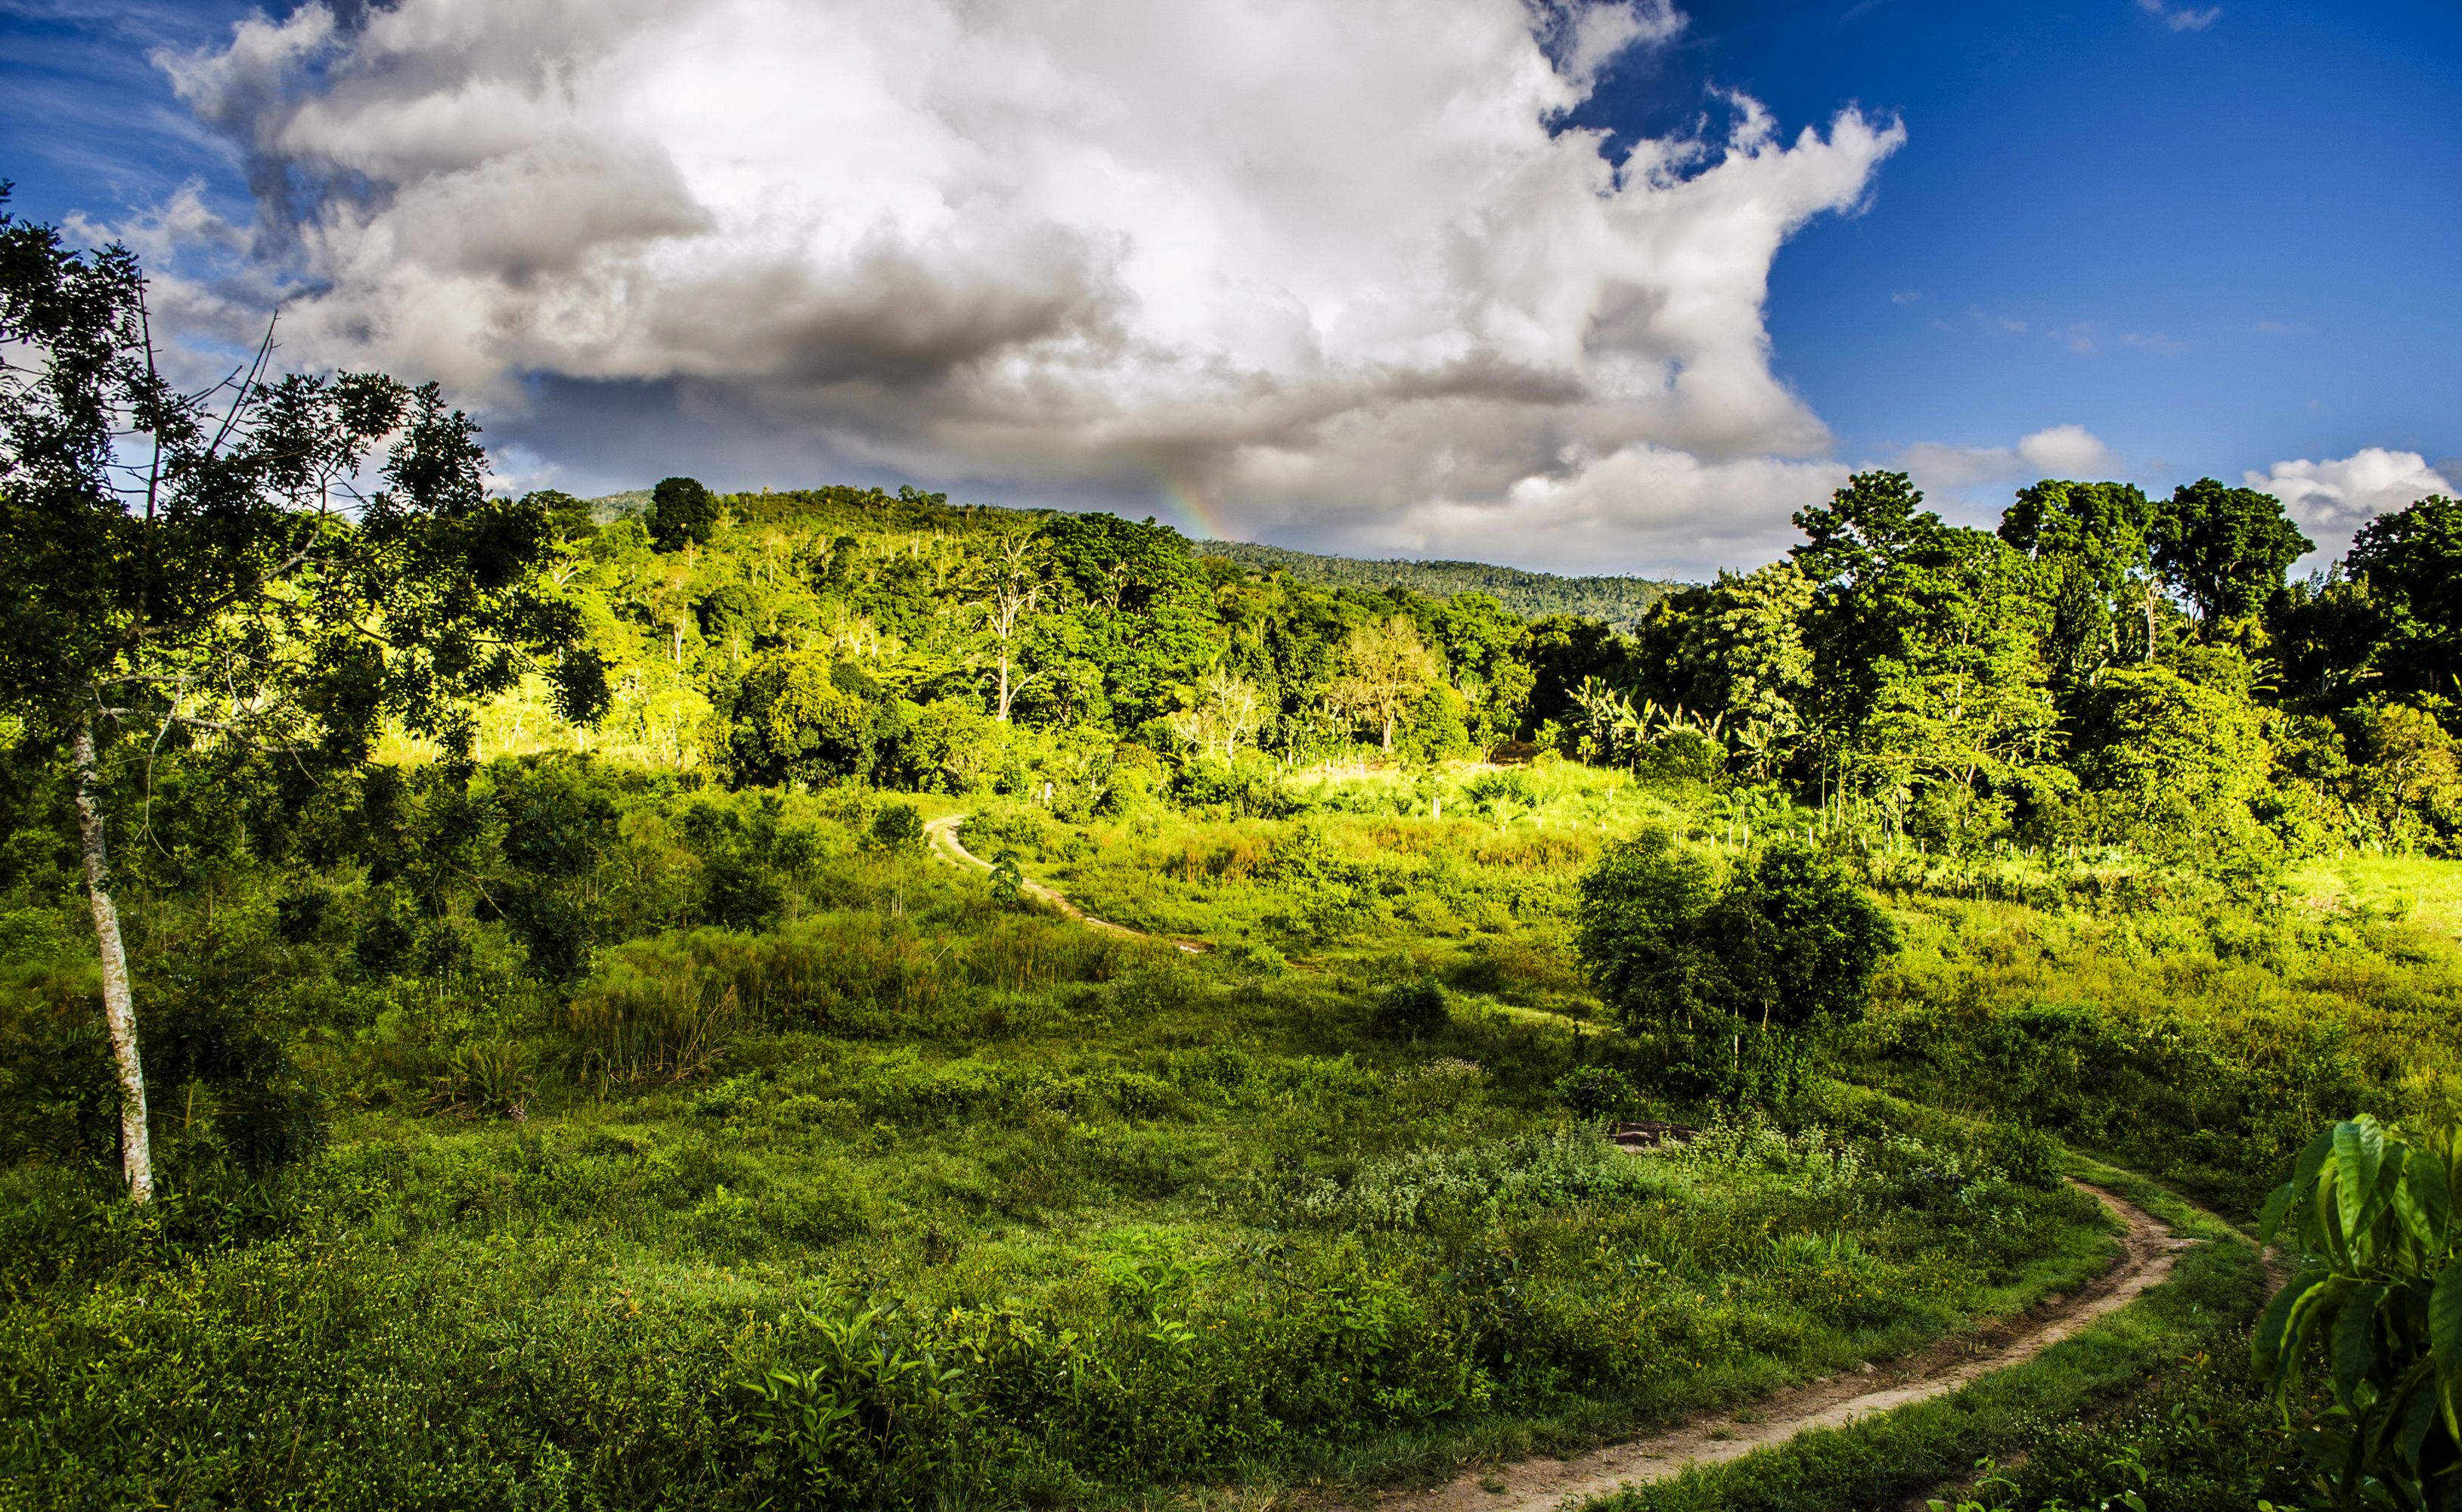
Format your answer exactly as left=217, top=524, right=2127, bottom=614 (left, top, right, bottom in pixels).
left=1374, top=977, right=1450, bottom=1036
left=648, top=475, right=718, bottom=551
left=869, top=802, right=925, bottom=853
left=2153, top=477, right=2314, bottom=638
left=2252, top=1115, right=2462, bottom=1510
left=2349, top=495, right=2462, bottom=705
left=1577, top=831, right=1896, bottom=1068
left=1191, top=539, right=1679, bottom=627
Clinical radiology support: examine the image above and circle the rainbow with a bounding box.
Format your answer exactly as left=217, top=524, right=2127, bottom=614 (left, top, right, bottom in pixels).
left=1124, top=453, right=1238, bottom=543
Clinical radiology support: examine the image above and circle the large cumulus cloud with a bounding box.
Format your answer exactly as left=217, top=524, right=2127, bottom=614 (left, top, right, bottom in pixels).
left=150, top=0, right=1905, bottom=574
left=2244, top=448, right=2453, bottom=566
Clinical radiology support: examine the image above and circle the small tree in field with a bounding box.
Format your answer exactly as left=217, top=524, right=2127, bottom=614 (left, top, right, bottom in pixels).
left=0, top=195, right=600, bottom=1200
left=1576, top=828, right=1894, bottom=1080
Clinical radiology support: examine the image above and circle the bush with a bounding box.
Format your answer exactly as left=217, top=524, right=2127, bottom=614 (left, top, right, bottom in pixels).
left=1555, top=1064, right=1640, bottom=1120
left=1374, top=977, right=1449, bottom=1036
left=1981, top=1122, right=2065, bottom=1191
left=870, top=803, right=926, bottom=852
left=704, top=856, right=785, bottom=931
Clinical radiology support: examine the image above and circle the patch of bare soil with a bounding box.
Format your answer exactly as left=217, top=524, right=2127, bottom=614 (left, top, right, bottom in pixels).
left=1356, top=1184, right=2196, bottom=1512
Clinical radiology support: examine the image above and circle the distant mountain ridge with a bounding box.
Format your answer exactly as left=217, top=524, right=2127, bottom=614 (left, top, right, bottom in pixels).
left=1191, top=539, right=1686, bottom=627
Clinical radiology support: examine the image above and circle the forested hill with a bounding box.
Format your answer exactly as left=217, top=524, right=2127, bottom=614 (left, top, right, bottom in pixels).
left=584, top=491, right=1682, bottom=625
left=1190, top=540, right=1682, bottom=627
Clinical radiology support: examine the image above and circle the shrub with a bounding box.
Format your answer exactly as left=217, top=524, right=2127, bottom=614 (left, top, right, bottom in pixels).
left=1980, top=1122, right=2065, bottom=1191
left=1374, top=978, right=1450, bottom=1036
left=870, top=803, right=926, bottom=852
left=1555, top=1064, right=1640, bottom=1120
left=703, top=856, right=785, bottom=931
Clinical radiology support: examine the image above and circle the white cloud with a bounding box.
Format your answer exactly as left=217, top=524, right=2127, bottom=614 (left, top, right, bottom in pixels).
left=2245, top=448, right=2451, bottom=562
left=1897, top=424, right=2117, bottom=496
left=135, top=0, right=1902, bottom=578
left=2135, top=0, right=2220, bottom=32
left=2017, top=423, right=2116, bottom=476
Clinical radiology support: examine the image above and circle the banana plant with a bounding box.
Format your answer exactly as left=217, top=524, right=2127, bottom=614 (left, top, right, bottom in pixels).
left=2253, top=1114, right=2462, bottom=1510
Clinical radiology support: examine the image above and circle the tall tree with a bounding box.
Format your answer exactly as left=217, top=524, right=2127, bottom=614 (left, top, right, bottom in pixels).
left=647, top=475, right=718, bottom=552
left=1794, top=472, right=2058, bottom=829
left=1030, top=513, right=1214, bottom=727
left=1998, top=479, right=2157, bottom=680
left=971, top=531, right=1044, bottom=721
left=2346, top=494, right=2462, bottom=705
left=1329, top=615, right=1440, bottom=751
left=0, top=200, right=595, bottom=1199
left=2150, top=478, right=2312, bottom=638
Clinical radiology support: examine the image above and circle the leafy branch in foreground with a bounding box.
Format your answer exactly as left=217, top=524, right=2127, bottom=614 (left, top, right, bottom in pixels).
left=0, top=191, right=600, bottom=1199
left=2254, top=1114, right=2462, bottom=1510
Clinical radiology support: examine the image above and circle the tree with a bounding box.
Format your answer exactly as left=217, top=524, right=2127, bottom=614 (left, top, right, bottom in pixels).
left=1652, top=561, right=1815, bottom=776
left=971, top=531, right=1043, bottom=721
left=2150, top=478, right=2312, bottom=638
left=1328, top=615, right=1440, bottom=751
left=1794, top=472, right=2060, bottom=843
left=648, top=475, right=718, bottom=553
left=2347, top=494, right=2462, bottom=705
left=2073, top=665, right=2268, bottom=828
left=1576, top=830, right=1895, bottom=1046
left=1516, top=612, right=1631, bottom=739
left=0, top=199, right=594, bottom=1200
left=1170, top=665, right=1265, bottom=759
left=1030, top=513, right=1214, bottom=727
left=1574, top=827, right=1722, bottom=1048
left=1704, top=842, right=1897, bottom=1032
left=1998, top=479, right=2157, bottom=680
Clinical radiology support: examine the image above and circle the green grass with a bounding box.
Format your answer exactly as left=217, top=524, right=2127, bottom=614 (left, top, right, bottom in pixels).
left=1574, top=1155, right=2271, bottom=1512
left=2, top=756, right=2451, bottom=1507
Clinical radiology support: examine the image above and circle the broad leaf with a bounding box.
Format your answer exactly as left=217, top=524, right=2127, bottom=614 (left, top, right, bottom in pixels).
left=2434, top=1255, right=2462, bottom=1442
left=2330, top=1283, right=2386, bottom=1402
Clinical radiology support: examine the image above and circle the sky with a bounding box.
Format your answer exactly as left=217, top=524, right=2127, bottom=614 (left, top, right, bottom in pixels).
left=3, top=0, right=2457, bottom=578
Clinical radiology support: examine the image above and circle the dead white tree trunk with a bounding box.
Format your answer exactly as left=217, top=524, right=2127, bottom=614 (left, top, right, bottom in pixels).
left=71, top=720, right=152, bottom=1202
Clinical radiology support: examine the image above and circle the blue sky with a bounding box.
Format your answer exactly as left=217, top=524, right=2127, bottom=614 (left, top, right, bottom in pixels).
left=4, top=0, right=2456, bottom=575
left=1573, top=0, right=2462, bottom=485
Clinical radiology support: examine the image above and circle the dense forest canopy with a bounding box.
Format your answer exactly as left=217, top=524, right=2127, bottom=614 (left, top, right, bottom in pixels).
left=1183, top=539, right=1684, bottom=629
left=428, top=469, right=2460, bottom=867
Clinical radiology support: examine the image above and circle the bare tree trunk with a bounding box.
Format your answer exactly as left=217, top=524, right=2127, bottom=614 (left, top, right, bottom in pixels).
left=997, top=649, right=1012, bottom=723
left=71, top=722, right=152, bottom=1203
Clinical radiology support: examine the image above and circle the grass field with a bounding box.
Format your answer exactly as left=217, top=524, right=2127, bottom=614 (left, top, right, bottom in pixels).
left=2, top=755, right=2455, bottom=1508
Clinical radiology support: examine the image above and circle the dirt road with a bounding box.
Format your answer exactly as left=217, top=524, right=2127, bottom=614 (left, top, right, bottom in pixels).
left=1372, top=1182, right=2197, bottom=1512
left=923, top=813, right=1205, bottom=953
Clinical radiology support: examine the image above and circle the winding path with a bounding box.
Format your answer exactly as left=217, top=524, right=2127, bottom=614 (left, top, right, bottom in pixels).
left=924, top=813, right=1208, bottom=953
left=923, top=810, right=2244, bottom=1511
left=1363, top=1182, right=2203, bottom=1512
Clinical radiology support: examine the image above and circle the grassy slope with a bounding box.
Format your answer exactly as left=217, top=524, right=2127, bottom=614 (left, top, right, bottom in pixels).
left=5, top=757, right=2452, bottom=1507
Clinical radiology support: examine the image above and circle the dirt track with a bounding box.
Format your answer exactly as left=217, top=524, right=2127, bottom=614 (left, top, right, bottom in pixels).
left=922, top=811, right=2218, bottom=1512
left=924, top=813, right=1206, bottom=953
left=1362, top=1183, right=2197, bottom=1512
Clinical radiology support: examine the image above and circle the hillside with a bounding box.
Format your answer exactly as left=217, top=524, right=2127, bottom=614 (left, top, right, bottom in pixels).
left=585, top=489, right=1688, bottom=624
left=1191, top=537, right=1685, bottom=626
